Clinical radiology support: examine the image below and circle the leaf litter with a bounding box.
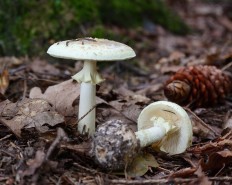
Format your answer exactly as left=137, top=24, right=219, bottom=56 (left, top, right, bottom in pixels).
left=0, top=98, right=64, bottom=137
left=0, top=1, right=232, bottom=184
left=29, top=79, right=80, bottom=117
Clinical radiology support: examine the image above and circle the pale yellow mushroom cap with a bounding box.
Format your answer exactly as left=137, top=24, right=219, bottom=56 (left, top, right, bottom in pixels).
left=138, top=101, right=192, bottom=155
left=47, top=38, right=136, bottom=61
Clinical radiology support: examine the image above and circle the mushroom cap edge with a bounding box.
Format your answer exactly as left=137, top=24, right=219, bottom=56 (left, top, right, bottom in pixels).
left=47, top=38, right=136, bottom=61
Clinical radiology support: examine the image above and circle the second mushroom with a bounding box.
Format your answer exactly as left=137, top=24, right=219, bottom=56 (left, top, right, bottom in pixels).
left=92, top=101, right=193, bottom=170
left=47, top=38, right=136, bottom=135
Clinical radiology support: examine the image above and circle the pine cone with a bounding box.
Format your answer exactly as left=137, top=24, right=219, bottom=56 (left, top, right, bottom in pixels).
left=164, top=65, right=232, bottom=108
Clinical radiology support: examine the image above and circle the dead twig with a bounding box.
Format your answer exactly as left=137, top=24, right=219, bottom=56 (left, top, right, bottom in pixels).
left=221, top=61, right=232, bottom=71
left=9, top=65, right=27, bottom=75
left=105, top=176, right=232, bottom=184
left=45, top=128, right=68, bottom=160
left=0, top=134, right=12, bottom=142
left=76, top=105, right=97, bottom=124
left=73, top=162, right=99, bottom=174
left=185, top=107, right=219, bottom=137
left=0, top=149, right=16, bottom=158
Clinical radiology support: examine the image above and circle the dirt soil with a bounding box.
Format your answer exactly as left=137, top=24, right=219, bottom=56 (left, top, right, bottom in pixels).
left=0, top=1, right=232, bottom=185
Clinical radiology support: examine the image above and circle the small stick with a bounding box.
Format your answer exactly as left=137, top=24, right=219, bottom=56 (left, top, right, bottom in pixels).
left=106, top=176, right=232, bottom=184
left=0, top=134, right=12, bottom=142
left=45, top=128, right=68, bottom=160
left=184, top=107, right=219, bottom=136
left=221, top=61, right=232, bottom=71
left=73, top=162, right=99, bottom=174
left=76, top=105, right=97, bottom=124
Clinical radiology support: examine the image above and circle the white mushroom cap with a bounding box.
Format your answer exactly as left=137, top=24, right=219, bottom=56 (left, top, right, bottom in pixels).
left=138, top=101, right=192, bottom=155
left=47, top=38, right=136, bottom=61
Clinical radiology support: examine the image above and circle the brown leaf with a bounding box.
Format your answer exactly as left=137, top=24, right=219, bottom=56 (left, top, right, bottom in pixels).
left=126, top=153, right=159, bottom=177
left=29, top=79, right=80, bottom=116
left=109, top=87, right=150, bottom=122
left=0, top=98, right=64, bottom=137
left=0, top=69, right=9, bottom=95
left=109, top=100, right=142, bottom=123
left=190, top=113, right=219, bottom=140
left=201, top=150, right=232, bottom=172
left=189, top=129, right=232, bottom=173
left=0, top=99, right=17, bottom=118
left=171, top=167, right=197, bottom=178
left=114, top=87, right=150, bottom=104
left=30, top=59, right=61, bottom=76
left=189, top=129, right=232, bottom=154
left=96, top=105, right=137, bottom=132
left=193, top=165, right=212, bottom=185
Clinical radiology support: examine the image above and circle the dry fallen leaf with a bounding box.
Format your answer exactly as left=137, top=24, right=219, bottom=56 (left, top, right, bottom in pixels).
left=201, top=150, right=232, bottom=172
left=109, top=100, right=142, bottom=123
left=194, top=165, right=212, bottom=185
left=126, top=153, right=159, bottom=177
left=190, top=129, right=232, bottom=155
left=189, top=129, right=232, bottom=173
left=30, top=79, right=80, bottom=116
left=0, top=98, right=64, bottom=137
left=189, top=113, right=219, bottom=140
left=96, top=105, right=137, bottom=132
left=109, top=87, right=150, bottom=122
left=0, top=68, right=9, bottom=95
left=30, top=59, right=61, bottom=76
left=170, top=167, right=197, bottom=178
left=114, top=87, right=151, bottom=104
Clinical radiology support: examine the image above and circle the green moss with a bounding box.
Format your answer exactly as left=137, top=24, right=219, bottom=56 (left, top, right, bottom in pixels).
left=0, top=0, right=189, bottom=56
left=96, top=0, right=143, bottom=27
left=0, top=0, right=99, bottom=56
left=97, top=0, right=189, bottom=34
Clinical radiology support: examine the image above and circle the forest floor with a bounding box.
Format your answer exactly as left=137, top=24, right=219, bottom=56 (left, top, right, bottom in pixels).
left=0, top=1, right=232, bottom=185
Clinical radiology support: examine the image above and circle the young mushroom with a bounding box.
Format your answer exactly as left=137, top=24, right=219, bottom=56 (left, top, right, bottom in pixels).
left=47, top=38, right=136, bottom=136
left=92, top=101, right=192, bottom=170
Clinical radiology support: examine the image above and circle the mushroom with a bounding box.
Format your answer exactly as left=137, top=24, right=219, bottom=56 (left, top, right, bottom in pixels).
left=47, top=38, right=135, bottom=135
left=137, top=101, right=192, bottom=154
left=92, top=101, right=192, bottom=170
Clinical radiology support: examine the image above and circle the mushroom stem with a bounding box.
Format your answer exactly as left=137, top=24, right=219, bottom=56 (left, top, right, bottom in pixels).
left=135, top=117, right=175, bottom=148
left=135, top=125, right=166, bottom=148
left=72, top=60, right=104, bottom=135
left=78, top=82, right=96, bottom=135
